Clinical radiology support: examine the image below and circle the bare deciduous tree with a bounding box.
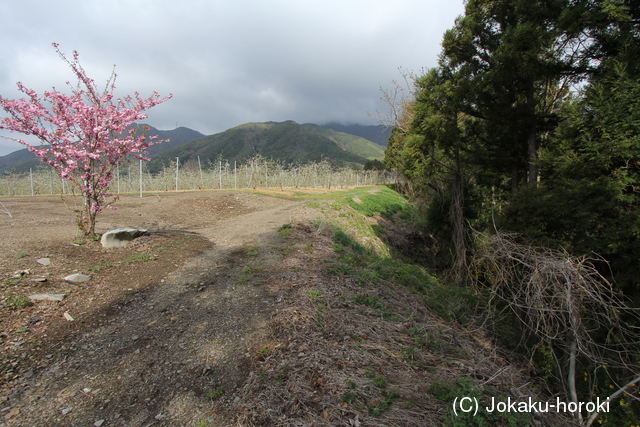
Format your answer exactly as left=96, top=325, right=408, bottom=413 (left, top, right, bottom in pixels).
left=369, top=67, right=419, bottom=134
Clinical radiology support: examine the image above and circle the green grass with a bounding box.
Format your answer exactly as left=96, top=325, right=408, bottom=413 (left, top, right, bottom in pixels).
left=121, top=253, right=156, bottom=265
left=333, top=229, right=369, bottom=255
left=4, top=295, right=32, bottom=310
left=278, top=223, right=292, bottom=239
left=311, top=186, right=478, bottom=324
left=346, top=186, right=412, bottom=219
left=88, top=262, right=113, bottom=272
left=3, top=278, right=20, bottom=286
left=206, top=384, right=224, bottom=400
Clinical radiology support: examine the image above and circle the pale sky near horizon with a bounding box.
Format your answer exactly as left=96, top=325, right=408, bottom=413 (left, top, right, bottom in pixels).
left=0, top=0, right=465, bottom=156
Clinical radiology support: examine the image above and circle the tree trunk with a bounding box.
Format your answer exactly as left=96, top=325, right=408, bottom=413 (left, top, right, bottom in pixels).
left=567, top=279, right=583, bottom=423
left=450, top=148, right=467, bottom=283
left=526, top=81, right=538, bottom=185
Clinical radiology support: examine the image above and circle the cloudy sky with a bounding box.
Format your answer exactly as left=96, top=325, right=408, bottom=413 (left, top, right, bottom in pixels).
left=0, top=0, right=465, bottom=156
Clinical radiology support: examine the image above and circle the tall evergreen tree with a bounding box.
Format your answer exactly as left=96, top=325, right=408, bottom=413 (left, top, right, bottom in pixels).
left=440, top=0, right=581, bottom=190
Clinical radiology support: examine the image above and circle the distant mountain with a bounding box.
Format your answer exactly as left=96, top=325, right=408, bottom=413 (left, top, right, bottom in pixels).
left=147, top=121, right=384, bottom=173
left=0, top=125, right=204, bottom=174
left=303, top=124, right=385, bottom=160
left=0, top=121, right=387, bottom=175
left=320, top=122, right=391, bottom=147
left=138, top=126, right=205, bottom=156
left=0, top=147, right=39, bottom=173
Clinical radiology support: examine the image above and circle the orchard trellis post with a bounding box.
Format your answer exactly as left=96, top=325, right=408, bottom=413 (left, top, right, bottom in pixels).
left=175, top=157, right=179, bottom=192
left=0, top=159, right=392, bottom=195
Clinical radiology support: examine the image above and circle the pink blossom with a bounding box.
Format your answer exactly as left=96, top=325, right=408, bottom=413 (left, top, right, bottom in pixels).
left=0, top=43, right=172, bottom=236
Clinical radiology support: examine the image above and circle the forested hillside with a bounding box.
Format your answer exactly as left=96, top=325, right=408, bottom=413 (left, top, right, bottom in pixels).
left=320, top=122, right=392, bottom=146
left=147, top=121, right=384, bottom=172
left=385, top=0, right=640, bottom=425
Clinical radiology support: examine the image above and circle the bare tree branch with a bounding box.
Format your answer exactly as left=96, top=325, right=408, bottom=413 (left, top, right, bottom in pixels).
left=472, top=230, right=640, bottom=425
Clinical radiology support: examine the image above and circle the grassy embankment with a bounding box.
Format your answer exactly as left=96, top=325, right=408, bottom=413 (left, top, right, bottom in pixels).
left=231, top=185, right=559, bottom=426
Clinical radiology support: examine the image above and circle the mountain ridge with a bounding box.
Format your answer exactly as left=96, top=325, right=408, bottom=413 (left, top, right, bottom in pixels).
left=0, top=125, right=205, bottom=174
left=0, top=121, right=387, bottom=174
left=146, top=120, right=384, bottom=173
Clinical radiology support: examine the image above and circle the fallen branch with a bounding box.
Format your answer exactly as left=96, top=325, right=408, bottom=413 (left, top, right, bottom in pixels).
left=0, top=201, right=11, bottom=218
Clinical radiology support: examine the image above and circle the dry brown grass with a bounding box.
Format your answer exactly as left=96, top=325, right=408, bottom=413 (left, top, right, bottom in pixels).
left=230, top=218, right=570, bottom=426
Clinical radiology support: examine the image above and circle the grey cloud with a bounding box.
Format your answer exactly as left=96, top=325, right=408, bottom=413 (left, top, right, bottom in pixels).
left=0, top=0, right=464, bottom=155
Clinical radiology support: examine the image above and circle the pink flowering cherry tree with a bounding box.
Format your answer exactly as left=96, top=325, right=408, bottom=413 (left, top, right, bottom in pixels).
left=0, top=43, right=172, bottom=237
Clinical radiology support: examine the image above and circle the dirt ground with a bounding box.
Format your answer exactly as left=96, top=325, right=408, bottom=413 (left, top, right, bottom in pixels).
left=0, top=189, right=307, bottom=426
left=1, top=188, right=573, bottom=427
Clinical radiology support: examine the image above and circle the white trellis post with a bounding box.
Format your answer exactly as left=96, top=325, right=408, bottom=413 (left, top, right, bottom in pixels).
left=139, top=159, right=143, bottom=197
left=175, top=157, right=179, bottom=192
left=198, top=156, right=203, bottom=189
left=29, top=168, right=34, bottom=196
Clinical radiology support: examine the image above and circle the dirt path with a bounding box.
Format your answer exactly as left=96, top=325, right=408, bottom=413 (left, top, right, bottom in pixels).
left=0, top=191, right=304, bottom=426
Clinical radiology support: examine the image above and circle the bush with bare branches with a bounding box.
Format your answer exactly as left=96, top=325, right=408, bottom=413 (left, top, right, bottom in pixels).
left=472, top=231, right=640, bottom=426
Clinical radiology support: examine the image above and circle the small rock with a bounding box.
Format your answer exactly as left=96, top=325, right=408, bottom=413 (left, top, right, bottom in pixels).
left=12, top=269, right=30, bottom=278
left=64, top=312, right=74, bottom=321
left=36, top=258, right=51, bottom=266
left=94, top=420, right=105, bottom=427
left=29, top=293, right=66, bottom=302
left=30, top=277, right=47, bottom=283
left=155, top=413, right=165, bottom=420
left=6, top=407, right=20, bottom=417
left=64, top=273, right=91, bottom=283
left=27, top=317, right=41, bottom=325
left=61, top=407, right=73, bottom=415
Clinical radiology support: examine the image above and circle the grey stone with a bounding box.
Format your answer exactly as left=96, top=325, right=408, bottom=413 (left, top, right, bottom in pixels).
left=29, top=293, right=67, bottom=302
left=64, top=273, right=92, bottom=283
left=100, top=228, right=147, bottom=248
left=36, top=258, right=51, bottom=266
